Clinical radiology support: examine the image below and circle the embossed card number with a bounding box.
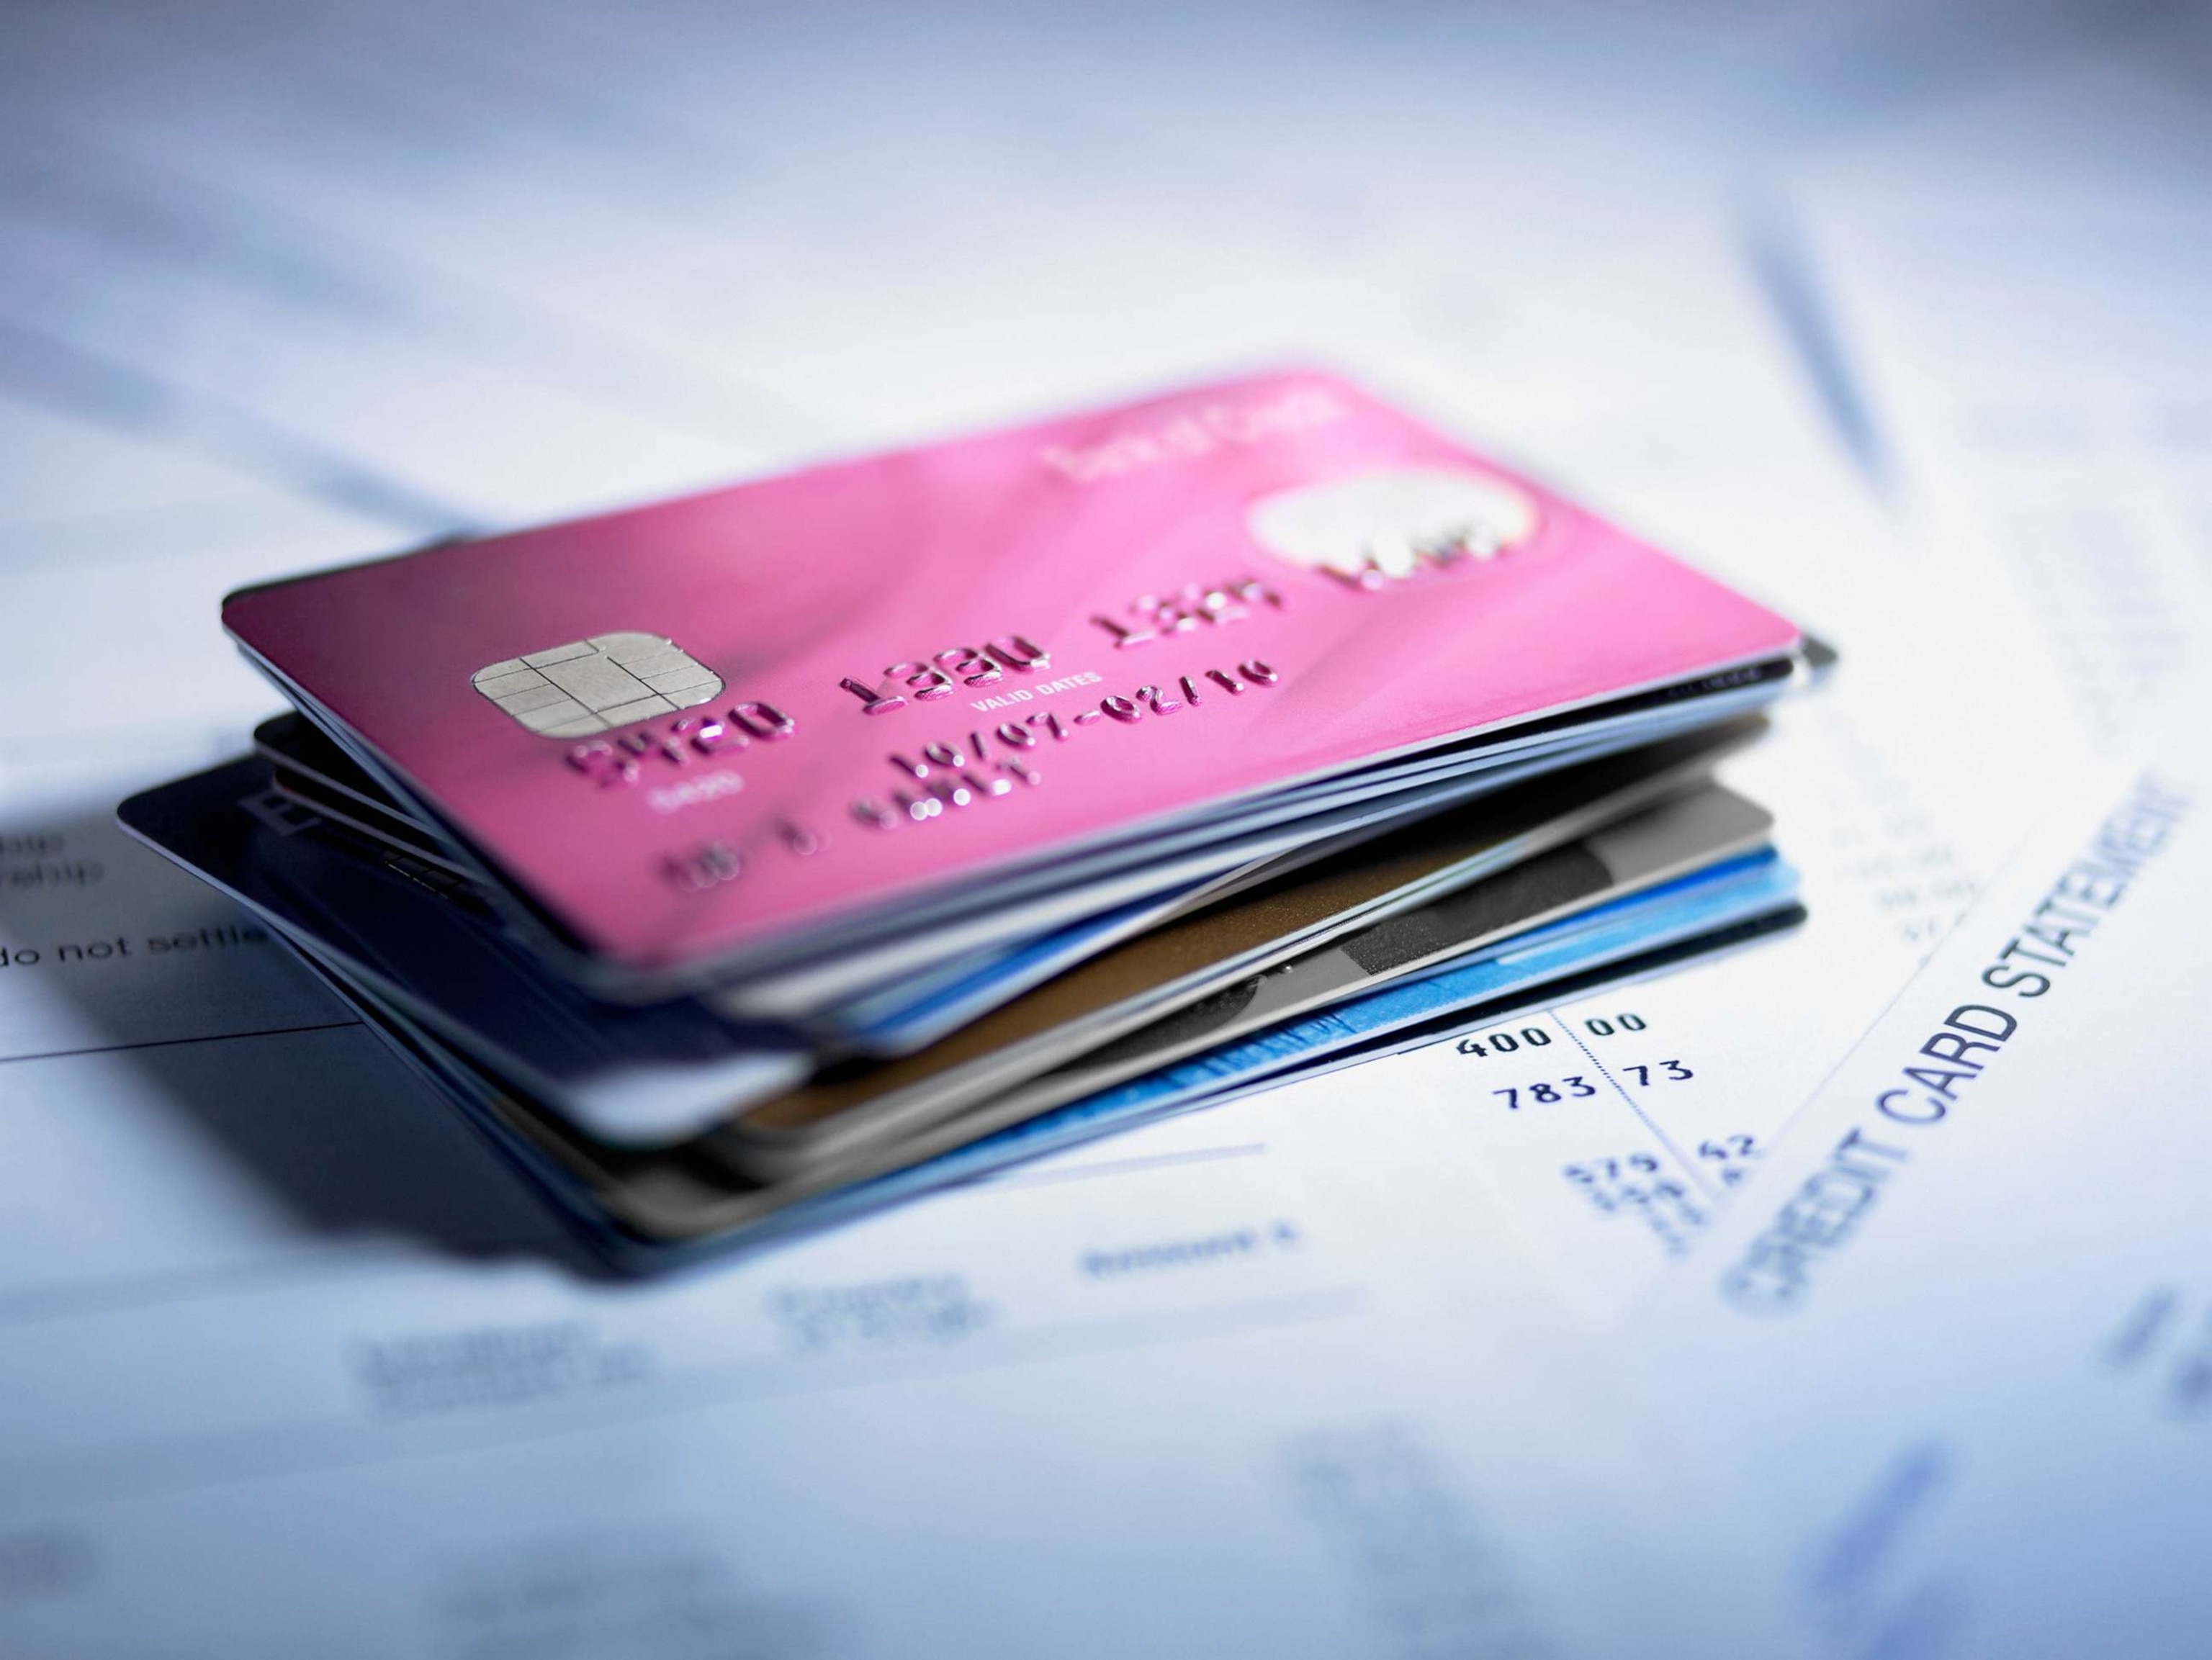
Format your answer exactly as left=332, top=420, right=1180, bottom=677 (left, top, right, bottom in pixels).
left=1089, top=575, right=1282, bottom=649
left=567, top=698, right=797, bottom=788
left=840, top=636, right=1053, bottom=716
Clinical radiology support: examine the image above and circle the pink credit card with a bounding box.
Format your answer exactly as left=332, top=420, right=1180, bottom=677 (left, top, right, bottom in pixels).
left=223, top=370, right=1799, bottom=982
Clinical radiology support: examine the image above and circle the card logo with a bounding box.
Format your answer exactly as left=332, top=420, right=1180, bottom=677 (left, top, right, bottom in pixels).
left=1246, top=466, right=1539, bottom=586
left=472, top=632, right=723, bottom=738
left=1039, top=384, right=1349, bottom=483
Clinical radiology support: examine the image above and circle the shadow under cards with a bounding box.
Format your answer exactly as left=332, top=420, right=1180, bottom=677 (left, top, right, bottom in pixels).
left=0, top=793, right=606, bottom=1280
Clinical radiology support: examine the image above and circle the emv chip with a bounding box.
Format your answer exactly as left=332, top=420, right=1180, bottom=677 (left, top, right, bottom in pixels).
left=472, top=632, right=723, bottom=738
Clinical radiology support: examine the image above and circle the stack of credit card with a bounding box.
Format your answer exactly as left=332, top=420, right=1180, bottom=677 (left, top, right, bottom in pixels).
left=120, top=371, right=1821, bottom=1266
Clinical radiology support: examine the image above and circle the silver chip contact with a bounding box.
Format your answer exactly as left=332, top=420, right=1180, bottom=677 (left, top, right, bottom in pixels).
left=471, top=631, right=723, bottom=738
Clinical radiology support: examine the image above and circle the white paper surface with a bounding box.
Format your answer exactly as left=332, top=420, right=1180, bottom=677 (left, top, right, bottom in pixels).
left=1627, top=732, right=2212, bottom=1658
